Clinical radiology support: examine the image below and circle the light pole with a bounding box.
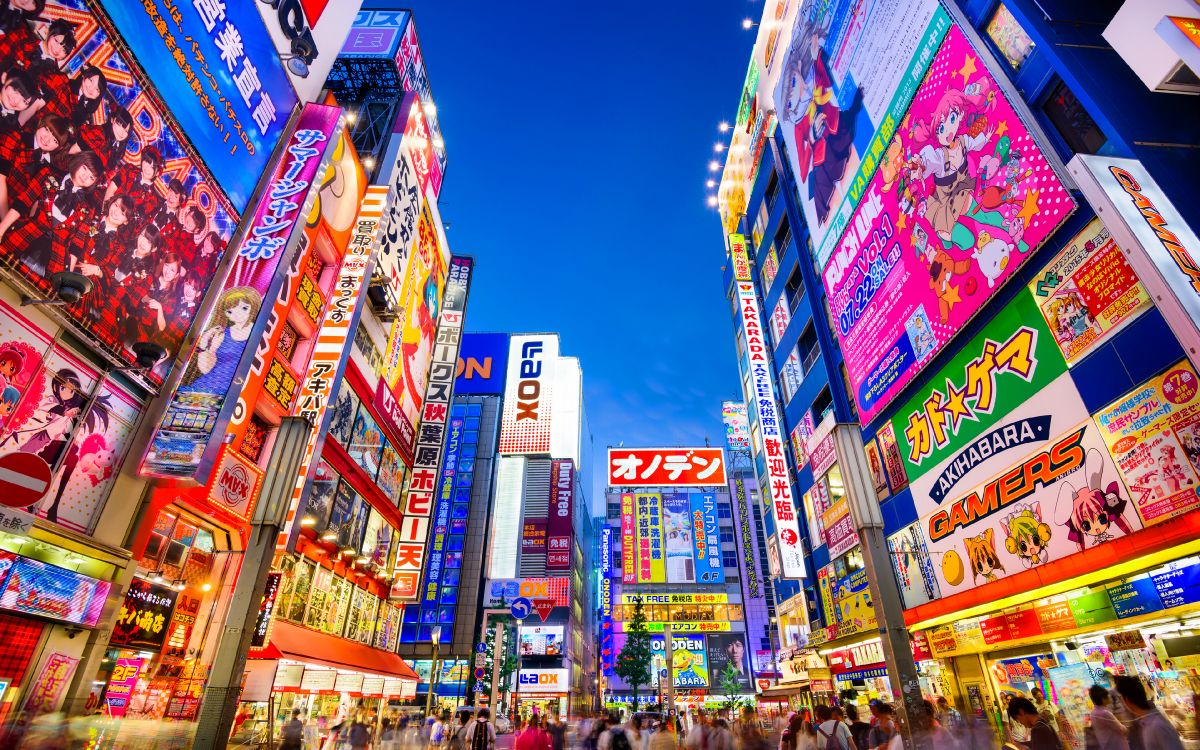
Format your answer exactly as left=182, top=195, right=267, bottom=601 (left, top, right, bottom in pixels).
left=425, top=626, right=442, bottom=719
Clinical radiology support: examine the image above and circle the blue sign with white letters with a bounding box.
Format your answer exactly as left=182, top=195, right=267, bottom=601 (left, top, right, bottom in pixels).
left=98, top=0, right=298, bottom=211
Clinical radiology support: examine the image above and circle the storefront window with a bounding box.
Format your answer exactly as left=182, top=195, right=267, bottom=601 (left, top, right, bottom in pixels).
left=287, top=558, right=315, bottom=623
left=1042, top=79, right=1109, bottom=155
left=304, top=566, right=333, bottom=631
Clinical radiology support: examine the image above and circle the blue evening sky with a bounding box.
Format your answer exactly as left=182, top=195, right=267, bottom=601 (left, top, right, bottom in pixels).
left=412, top=3, right=755, bottom=511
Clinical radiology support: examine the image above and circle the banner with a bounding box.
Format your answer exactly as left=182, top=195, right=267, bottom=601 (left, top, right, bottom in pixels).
left=1093, top=362, right=1200, bottom=525
left=635, top=492, right=665, bottom=583
left=663, top=492, right=695, bottom=584
left=822, top=24, right=1075, bottom=424
left=707, top=634, right=752, bottom=691
left=455, top=333, right=509, bottom=395
left=1028, top=219, right=1150, bottom=364
left=732, top=475, right=761, bottom=598
left=722, top=402, right=751, bottom=451
left=651, top=634, right=709, bottom=688
left=689, top=492, right=725, bottom=584
left=499, top=335, right=558, bottom=454
left=103, top=658, right=144, bottom=717
left=547, top=459, right=573, bottom=570
left=142, top=104, right=341, bottom=480
left=620, top=493, right=637, bottom=584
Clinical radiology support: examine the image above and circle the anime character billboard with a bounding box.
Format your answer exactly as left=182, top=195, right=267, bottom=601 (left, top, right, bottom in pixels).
left=0, top=0, right=236, bottom=379
left=820, top=24, right=1074, bottom=424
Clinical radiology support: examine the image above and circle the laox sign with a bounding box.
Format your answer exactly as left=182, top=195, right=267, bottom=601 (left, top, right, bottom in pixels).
left=515, top=340, right=545, bottom=421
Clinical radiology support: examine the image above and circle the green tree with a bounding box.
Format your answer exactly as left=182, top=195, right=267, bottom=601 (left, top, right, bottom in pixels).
left=614, top=596, right=653, bottom=707
left=717, top=663, right=746, bottom=715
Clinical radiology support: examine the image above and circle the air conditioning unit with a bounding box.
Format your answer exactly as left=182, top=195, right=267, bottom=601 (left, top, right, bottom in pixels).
left=1104, top=0, right=1200, bottom=94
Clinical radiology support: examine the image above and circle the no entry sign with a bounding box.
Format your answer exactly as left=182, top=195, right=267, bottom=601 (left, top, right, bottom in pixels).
left=0, top=452, right=53, bottom=509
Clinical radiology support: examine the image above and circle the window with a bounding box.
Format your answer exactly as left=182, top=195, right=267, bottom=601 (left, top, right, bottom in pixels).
left=812, top=387, right=834, bottom=425
left=752, top=201, right=769, bottom=249
left=986, top=3, right=1035, bottom=70
left=717, top=503, right=732, bottom=520
left=764, top=173, right=780, bottom=210
left=798, top=323, right=820, bottom=375
left=785, top=266, right=805, bottom=314
left=719, top=529, right=735, bottom=544
left=1042, top=79, right=1108, bottom=155
left=774, top=218, right=792, bottom=256
left=722, top=550, right=740, bottom=569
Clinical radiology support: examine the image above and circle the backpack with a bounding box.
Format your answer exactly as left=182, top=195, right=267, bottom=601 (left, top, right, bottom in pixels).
left=610, top=728, right=633, bottom=750
left=816, top=724, right=846, bottom=750
left=470, top=720, right=492, bottom=750
left=450, top=725, right=468, bottom=750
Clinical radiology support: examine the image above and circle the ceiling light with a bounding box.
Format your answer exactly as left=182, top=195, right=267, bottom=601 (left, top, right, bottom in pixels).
left=707, top=196, right=719, bottom=208
left=714, top=143, right=725, bottom=153
left=300, top=516, right=316, bottom=527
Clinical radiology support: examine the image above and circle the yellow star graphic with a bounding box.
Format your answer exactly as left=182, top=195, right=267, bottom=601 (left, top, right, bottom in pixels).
left=896, top=211, right=908, bottom=231
left=1017, top=189, right=1041, bottom=226
left=944, top=283, right=962, bottom=309
left=996, top=121, right=1008, bottom=138
left=958, top=55, right=977, bottom=83
left=943, top=380, right=973, bottom=431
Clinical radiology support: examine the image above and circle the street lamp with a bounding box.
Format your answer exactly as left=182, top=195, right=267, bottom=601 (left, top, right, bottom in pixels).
left=425, top=626, right=442, bottom=719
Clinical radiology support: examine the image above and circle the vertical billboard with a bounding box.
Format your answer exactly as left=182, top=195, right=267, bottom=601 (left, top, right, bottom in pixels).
left=499, top=335, right=558, bottom=454
left=821, top=23, right=1075, bottom=424
left=662, top=492, right=696, bottom=583
left=142, top=104, right=341, bottom=480
left=690, top=492, right=725, bottom=584
left=98, top=0, right=298, bottom=212
left=0, top=0, right=239, bottom=377
left=455, top=333, right=509, bottom=395
left=722, top=402, right=752, bottom=451
left=392, top=256, right=473, bottom=601
left=635, top=492, right=665, bottom=583
left=707, top=634, right=752, bottom=691
left=620, top=493, right=637, bottom=585
left=651, top=634, right=709, bottom=688
left=547, top=459, right=574, bottom=570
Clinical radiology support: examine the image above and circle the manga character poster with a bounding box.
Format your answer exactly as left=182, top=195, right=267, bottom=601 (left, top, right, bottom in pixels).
left=302, top=462, right=338, bottom=531
left=821, top=24, right=1074, bottom=424
left=0, top=0, right=236, bottom=379
left=329, top=386, right=362, bottom=448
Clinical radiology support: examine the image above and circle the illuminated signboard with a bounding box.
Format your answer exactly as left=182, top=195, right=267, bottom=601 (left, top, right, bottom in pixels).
left=110, top=578, right=178, bottom=649
left=608, top=448, right=728, bottom=487
left=499, top=335, right=558, bottom=454
left=484, top=578, right=570, bottom=607
left=547, top=460, right=574, bottom=570
left=0, top=551, right=110, bottom=627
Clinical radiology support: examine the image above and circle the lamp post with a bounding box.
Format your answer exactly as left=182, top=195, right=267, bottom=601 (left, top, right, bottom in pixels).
left=425, top=626, right=442, bottom=719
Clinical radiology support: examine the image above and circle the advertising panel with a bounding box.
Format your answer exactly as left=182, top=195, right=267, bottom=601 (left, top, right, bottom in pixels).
left=547, top=459, right=573, bottom=570
left=731, top=475, right=761, bottom=598
left=736, top=278, right=806, bottom=578
left=651, top=634, right=709, bottom=688
left=887, top=523, right=941, bottom=609
left=0, top=1, right=239, bottom=377
left=521, top=519, right=546, bottom=555
left=519, top=625, right=564, bottom=656
left=456, top=333, right=509, bottom=395
left=775, top=0, right=949, bottom=267
left=823, top=24, right=1075, bottom=424
left=620, top=493, right=636, bottom=584
left=499, top=335, right=558, bottom=454
left=0, top=552, right=109, bottom=626
left=620, top=593, right=729, bottom=605
left=635, top=492, right=665, bottom=584
left=257, top=0, right=363, bottom=104
left=418, top=412, right=465, bottom=626
left=102, top=658, right=143, bottom=718
left=721, top=402, right=752, bottom=451
left=662, top=492, right=695, bottom=584
left=876, top=423, right=909, bottom=494
left=690, top=492, right=725, bottom=584
left=822, top=498, right=858, bottom=560
left=518, top=668, right=568, bottom=693
left=391, top=256, right=472, bottom=601
left=143, top=104, right=340, bottom=479
left=1027, top=219, right=1151, bottom=364
left=483, top=578, right=570, bottom=608
left=608, top=447, right=727, bottom=486
left=373, top=125, right=419, bottom=315
left=1093, top=362, right=1200, bottom=525
left=98, top=0, right=297, bottom=212
left=706, top=634, right=752, bottom=691
left=110, top=578, right=178, bottom=649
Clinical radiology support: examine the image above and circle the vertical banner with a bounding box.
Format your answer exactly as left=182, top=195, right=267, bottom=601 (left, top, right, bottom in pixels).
left=499, top=335, right=558, bottom=454
left=277, top=186, right=386, bottom=548
left=690, top=492, right=725, bottom=584
left=663, top=492, right=696, bottom=584
left=102, top=658, right=145, bottom=717
left=143, top=104, right=342, bottom=481
left=547, top=460, right=574, bottom=570
left=620, top=493, right=637, bottom=584
left=732, top=475, right=761, bottom=599
left=635, top=492, right=665, bottom=583
left=721, top=402, right=752, bottom=450
left=392, top=256, right=474, bottom=600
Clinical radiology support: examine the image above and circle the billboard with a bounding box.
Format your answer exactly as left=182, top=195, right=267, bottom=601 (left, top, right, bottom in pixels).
left=774, top=0, right=949, bottom=266
left=707, top=634, right=753, bottom=691
left=887, top=523, right=941, bottom=610
left=823, top=23, right=1075, bottom=424
left=499, top=335, right=558, bottom=454
left=634, top=492, right=665, bottom=583
left=547, top=459, right=574, bottom=570
left=455, top=333, right=509, bottom=395
left=483, top=578, right=570, bottom=608
left=608, top=447, right=728, bottom=486
left=256, top=0, right=364, bottom=104
left=519, top=625, right=564, bottom=657
left=651, top=634, right=708, bottom=688
left=517, top=669, right=568, bottom=693
left=689, top=492, right=725, bottom=584
left=620, top=493, right=636, bottom=585
left=735, top=277, right=806, bottom=578
left=0, top=0, right=239, bottom=377
left=721, top=402, right=751, bottom=451
left=141, top=104, right=341, bottom=480
left=621, top=490, right=723, bottom=585
left=1093, top=362, right=1200, bottom=526
left=1027, top=219, right=1150, bottom=365
left=98, top=0, right=297, bottom=212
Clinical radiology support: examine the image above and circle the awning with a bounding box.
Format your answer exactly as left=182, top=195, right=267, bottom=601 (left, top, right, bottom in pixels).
left=758, top=681, right=809, bottom=699
left=261, top=621, right=419, bottom=681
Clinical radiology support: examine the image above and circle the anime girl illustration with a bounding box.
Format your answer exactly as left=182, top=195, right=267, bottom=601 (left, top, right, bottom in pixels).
left=3, top=367, right=86, bottom=468
left=1055, top=449, right=1136, bottom=552
left=182, top=286, right=261, bottom=394
left=1159, top=444, right=1188, bottom=494
left=399, top=256, right=443, bottom=412
left=911, top=79, right=996, bottom=245
left=38, top=392, right=114, bottom=525
left=0, top=346, right=24, bottom=389
left=775, top=8, right=859, bottom=225
left=963, top=527, right=1005, bottom=584
left=1047, top=291, right=1095, bottom=345
left=1003, top=503, right=1052, bottom=568
left=977, top=137, right=1031, bottom=213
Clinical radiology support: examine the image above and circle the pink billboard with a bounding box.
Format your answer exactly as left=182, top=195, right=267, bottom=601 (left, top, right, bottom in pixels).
left=821, top=25, right=1074, bottom=424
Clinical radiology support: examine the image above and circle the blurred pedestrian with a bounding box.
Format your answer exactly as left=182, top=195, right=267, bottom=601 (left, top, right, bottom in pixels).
left=845, top=706, right=870, bottom=750
left=1087, top=684, right=1129, bottom=750
left=710, top=718, right=734, bottom=750
left=1006, top=697, right=1056, bottom=750
left=685, top=709, right=710, bottom=750
left=1116, top=675, right=1184, bottom=750
left=866, top=704, right=900, bottom=750
left=281, top=709, right=305, bottom=750
left=735, top=707, right=769, bottom=750
left=348, top=712, right=373, bottom=750
left=466, top=709, right=497, bottom=750
left=547, top=712, right=567, bottom=750
left=936, top=698, right=963, bottom=734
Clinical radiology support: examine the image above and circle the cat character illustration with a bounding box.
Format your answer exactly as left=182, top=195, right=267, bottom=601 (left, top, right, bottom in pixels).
left=964, top=527, right=1005, bottom=584
left=915, top=222, right=972, bottom=324
left=1003, top=503, right=1052, bottom=568
left=972, top=230, right=1016, bottom=289
left=1055, top=449, right=1136, bottom=552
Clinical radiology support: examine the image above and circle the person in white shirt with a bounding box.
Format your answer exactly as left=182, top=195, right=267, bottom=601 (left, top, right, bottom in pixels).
left=814, top=705, right=855, bottom=750
left=1088, top=685, right=1129, bottom=750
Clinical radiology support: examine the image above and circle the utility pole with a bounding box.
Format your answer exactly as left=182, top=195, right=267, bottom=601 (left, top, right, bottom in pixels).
left=833, top=424, right=926, bottom=747
left=193, top=418, right=310, bottom=750
left=663, top=624, right=674, bottom=716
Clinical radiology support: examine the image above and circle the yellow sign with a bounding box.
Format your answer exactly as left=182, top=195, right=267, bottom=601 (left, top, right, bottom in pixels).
left=620, top=593, right=729, bottom=605
left=646, top=622, right=732, bottom=633
left=730, top=234, right=751, bottom=282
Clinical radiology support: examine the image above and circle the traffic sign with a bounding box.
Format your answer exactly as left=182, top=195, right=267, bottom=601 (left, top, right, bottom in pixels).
left=510, top=597, right=532, bottom=620
left=0, top=452, right=53, bottom=508
left=531, top=598, right=555, bottom=622
left=476, top=642, right=487, bottom=653
left=474, top=667, right=486, bottom=679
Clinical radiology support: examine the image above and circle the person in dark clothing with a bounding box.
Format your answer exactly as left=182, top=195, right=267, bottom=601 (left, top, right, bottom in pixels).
left=846, top=705, right=871, bottom=750
left=280, top=709, right=304, bottom=750
left=1007, top=697, right=1059, bottom=750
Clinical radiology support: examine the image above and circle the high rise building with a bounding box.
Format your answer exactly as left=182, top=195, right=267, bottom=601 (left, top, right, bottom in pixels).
left=716, top=0, right=1200, bottom=733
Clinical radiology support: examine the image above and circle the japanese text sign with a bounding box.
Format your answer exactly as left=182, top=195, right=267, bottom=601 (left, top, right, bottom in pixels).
left=608, top=448, right=727, bottom=487
left=547, top=460, right=574, bottom=570
left=110, top=578, right=179, bottom=650
left=103, top=658, right=144, bottom=717
left=99, top=0, right=298, bottom=211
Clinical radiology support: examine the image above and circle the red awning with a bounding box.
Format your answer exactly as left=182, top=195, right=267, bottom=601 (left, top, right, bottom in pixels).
left=266, top=621, right=419, bottom=680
